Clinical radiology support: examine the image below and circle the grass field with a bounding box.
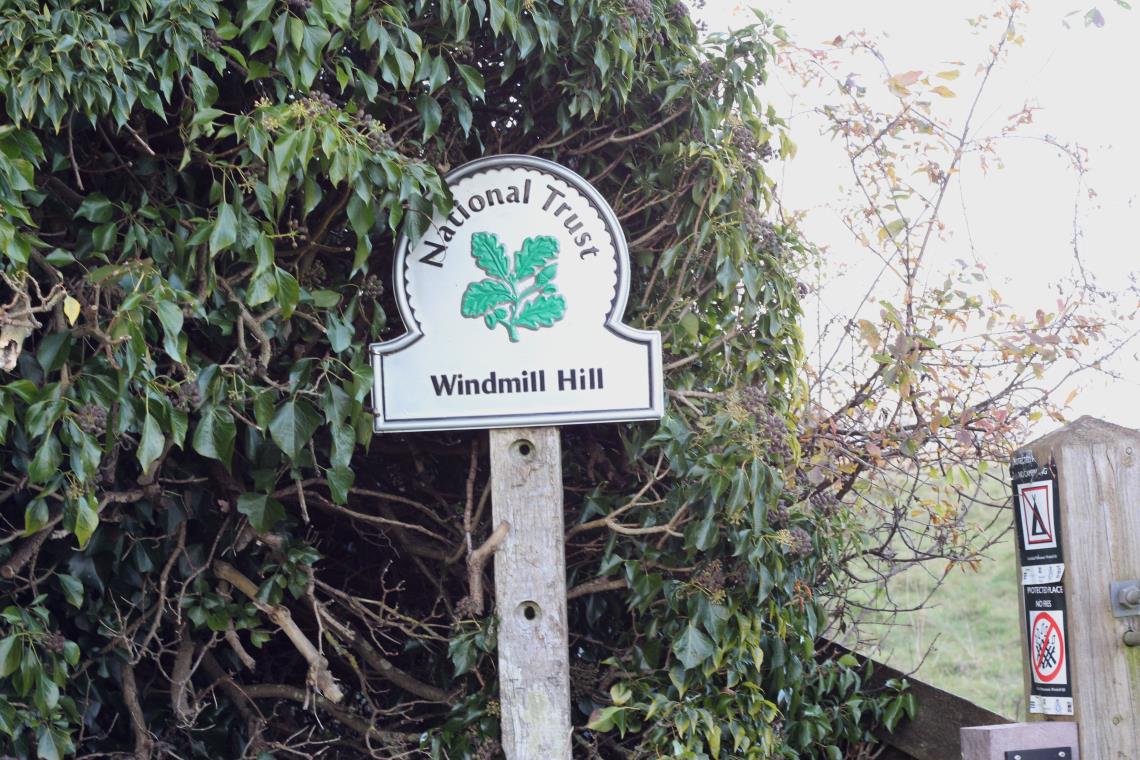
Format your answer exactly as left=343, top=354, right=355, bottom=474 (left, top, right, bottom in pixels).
left=847, top=481, right=1028, bottom=720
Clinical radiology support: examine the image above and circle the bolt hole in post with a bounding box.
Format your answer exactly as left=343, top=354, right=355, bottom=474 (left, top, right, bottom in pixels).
left=518, top=601, right=541, bottom=622
left=512, top=439, right=533, bottom=459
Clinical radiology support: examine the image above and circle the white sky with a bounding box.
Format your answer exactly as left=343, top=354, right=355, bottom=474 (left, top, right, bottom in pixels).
left=698, top=1, right=1140, bottom=430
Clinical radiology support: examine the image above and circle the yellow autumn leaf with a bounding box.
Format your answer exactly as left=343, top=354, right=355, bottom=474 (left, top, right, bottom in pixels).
left=936, top=70, right=960, bottom=80
left=64, top=295, right=81, bottom=326
left=931, top=85, right=957, bottom=98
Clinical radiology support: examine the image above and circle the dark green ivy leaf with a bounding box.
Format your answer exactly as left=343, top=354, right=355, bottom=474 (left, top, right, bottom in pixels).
left=673, top=624, right=714, bottom=670
left=137, top=412, right=165, bottom=473
left=416, top=94, right=442, bottom=141
left=56, top=573, right=84, bottom=608
left=241, top=0, right=275, bottom=32
left=69, top=493, right=100, bottom=549
left=0, top=635, right=21, bottom=677
left=321, top=0, right=351, bottom=27
left=269, top=398, right=322, bottom=460
left=75, top=193, right=113, bottom=223
left=192, top=405, right=236, bottom=469
left=237, top=492, right=286, bottom=533
left=208, top=204, right=238, bottom=255
left=28, top=435, right=62, bottom=483
left=37, top=725, right=62, bottom=760
left=275, top=267, right=300, bottom=319
left=456, top=63, right=485, bottom=100
left=327, top=465, right=354, bottom=504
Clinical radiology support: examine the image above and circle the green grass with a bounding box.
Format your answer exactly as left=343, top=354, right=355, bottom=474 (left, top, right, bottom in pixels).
left=853, top=522, right=1027, bottom=720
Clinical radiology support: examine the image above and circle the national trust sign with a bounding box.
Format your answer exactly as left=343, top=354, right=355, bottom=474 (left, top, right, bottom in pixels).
left=369, top=155, right=664, bottom=432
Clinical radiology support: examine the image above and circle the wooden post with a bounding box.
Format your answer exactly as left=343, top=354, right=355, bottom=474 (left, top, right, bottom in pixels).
left=1014, top=416, right=1140, bottom=758
left=489, top=427, right=571, bottom=759
left=961, top=723, right=1079, bottom=759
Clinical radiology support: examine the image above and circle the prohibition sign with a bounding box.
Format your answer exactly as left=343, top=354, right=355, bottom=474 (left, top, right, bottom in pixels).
left=1030, top=611, right=1065, bottom=683
left=1017, top=481, right=1056, bottom=548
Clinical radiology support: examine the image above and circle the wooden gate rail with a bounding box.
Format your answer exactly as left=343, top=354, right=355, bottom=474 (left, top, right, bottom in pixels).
left=820, top=641, right=1010, bottom=759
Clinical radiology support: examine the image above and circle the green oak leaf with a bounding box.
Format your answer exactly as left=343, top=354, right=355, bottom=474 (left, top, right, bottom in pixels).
left=514, top=294, right=566, bottom=331
left=470, top=232, right=510, bottom=280
left=513, top=235, right=559, bottom=279
left=461, top=279, right=513, bottom=317
left=461, top=231, right=566, bottom=340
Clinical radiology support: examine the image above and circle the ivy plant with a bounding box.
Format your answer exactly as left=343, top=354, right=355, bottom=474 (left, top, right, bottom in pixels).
left=0, top=0, right=910, bottom=757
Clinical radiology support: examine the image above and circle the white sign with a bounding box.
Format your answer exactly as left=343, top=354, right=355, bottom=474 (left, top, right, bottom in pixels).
left=1020, top=562, right=1064, bottom=586
left=1017, top=479, right=1057, bottom=551
left=1028, top=695, right=1074, bottom=716
left=1028, top=609, right=1067, bottom=686
left=370, top=156, right=663, bottom=432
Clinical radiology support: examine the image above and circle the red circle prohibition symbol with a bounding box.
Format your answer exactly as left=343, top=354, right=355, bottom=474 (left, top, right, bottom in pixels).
left=1031, top=612, right=1064, bottom=682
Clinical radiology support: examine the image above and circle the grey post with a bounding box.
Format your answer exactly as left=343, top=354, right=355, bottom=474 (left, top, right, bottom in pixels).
left=489, top=427, right=572, bottom=759
left=965, top=417, right=1140, bottom=759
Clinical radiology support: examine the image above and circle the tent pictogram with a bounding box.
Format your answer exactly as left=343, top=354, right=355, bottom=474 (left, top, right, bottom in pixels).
left=1017, top=481, right=1056, bottom=550
left=1029, top=610, right=1066, bottom=684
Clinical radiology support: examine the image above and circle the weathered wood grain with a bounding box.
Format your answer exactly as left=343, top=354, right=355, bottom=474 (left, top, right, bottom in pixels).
left=961, top=722, right=1079, bottom=759
left=489, top=427, right=571, bottom=759
left=1018, top=416, right=1140, bottom=760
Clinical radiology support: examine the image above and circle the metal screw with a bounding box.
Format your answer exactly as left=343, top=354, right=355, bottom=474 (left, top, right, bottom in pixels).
left=1121, top=585, right=1140, bottom=608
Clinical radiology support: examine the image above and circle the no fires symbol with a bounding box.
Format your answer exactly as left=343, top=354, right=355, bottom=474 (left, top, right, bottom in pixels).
left=1031, top=611, right=1065, bottom=684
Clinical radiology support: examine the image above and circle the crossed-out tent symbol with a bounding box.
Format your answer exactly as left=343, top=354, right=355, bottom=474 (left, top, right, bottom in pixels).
left=1020, top=484, right=1054, bottom=546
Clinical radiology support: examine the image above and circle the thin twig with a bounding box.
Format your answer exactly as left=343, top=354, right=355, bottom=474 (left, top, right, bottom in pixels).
left=213, top=560, right=345, bottom=704
left=464, top=521, right=510, bottom=616
left=121, top=662, right=154, bottom=760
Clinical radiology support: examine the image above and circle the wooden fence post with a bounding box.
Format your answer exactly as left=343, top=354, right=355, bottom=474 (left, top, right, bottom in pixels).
left=489, top=427, right=571, bottom=759
left=1010, top=416, right=1140, bottom=758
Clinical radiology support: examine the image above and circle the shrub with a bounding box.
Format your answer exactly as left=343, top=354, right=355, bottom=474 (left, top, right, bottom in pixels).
left=0, top=0, right=909, bottom=757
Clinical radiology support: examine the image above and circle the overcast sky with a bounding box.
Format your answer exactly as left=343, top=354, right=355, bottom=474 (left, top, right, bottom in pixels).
left=697, top=1, right=1140, bottom=430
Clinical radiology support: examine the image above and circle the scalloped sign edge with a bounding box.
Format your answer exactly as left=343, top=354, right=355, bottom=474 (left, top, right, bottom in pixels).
left=368, top=155, right=664, bottom=432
